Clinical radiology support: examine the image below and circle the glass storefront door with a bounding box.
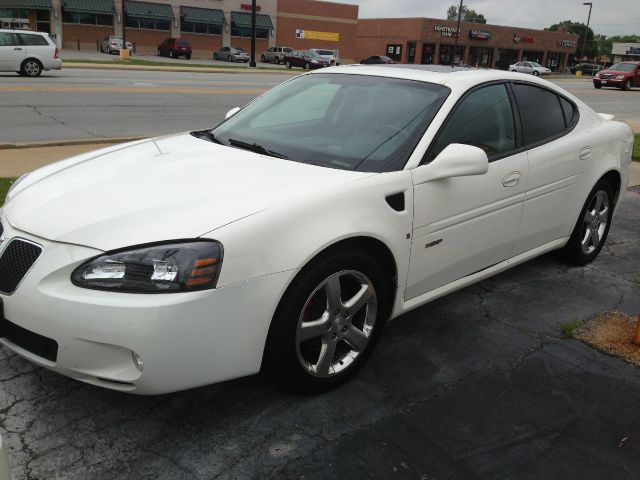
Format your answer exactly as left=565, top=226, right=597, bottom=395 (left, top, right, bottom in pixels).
left=497, top=49, right=518, bottom=70
left=421, top=43, right=435, bottom=64
left=468, top=47, right=493, bottom=68
left=546, top=52, right=563, bottom=71
left=439, top=44, right=464, bottom=65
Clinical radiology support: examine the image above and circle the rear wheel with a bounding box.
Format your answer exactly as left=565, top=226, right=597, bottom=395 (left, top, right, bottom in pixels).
left=286, top=61, right=291, bottom=69
left=558, top=179, right=613, bottom=265
left=275, top=56, right=280, bottom=64
left=304, top=62, right=310, bottom=70
left=260, top=54, right=266, bottom=62
left=263, top=249, right=390, bottom=392
left=20, top=59, right=42, bottom=77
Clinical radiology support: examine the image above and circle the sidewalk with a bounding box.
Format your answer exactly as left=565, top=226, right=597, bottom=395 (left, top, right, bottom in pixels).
left=0, top=141, right=639, bottom=187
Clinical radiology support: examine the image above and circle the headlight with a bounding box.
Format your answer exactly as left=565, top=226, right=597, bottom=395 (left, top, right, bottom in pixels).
left=311, top=59, right=318, bottom=63
left=615, top=75, right=625, bottom=79
left=594, top=73, right=600, bottom=78
left=72, top=240, right=223, bottom=293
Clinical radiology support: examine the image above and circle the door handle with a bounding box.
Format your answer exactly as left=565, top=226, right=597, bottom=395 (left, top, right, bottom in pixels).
left=13, top=47, right=22, bottom=50
left=502, top=171, right=521, bottom=187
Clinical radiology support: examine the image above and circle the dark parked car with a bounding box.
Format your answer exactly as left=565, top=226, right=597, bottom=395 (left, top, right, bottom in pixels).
left=593, top=61, right=640, bottom=90
left=157, top=38, right=192, bottom=59
left=570, top=63, right=603, bottom=75
left=283, top=50, right=330, bottom=69
left=360, top=55, right=395, bottom=64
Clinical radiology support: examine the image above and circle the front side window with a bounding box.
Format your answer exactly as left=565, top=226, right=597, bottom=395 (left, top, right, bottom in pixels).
left=428, top=83, right=516, bottom=161
left=210, top=73, right=450, bottom=172
left=0, top=32, right=19, bottom=46
left=512, top=84, right=566, bottom=145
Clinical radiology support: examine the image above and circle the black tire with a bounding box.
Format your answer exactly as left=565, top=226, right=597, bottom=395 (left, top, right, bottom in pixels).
left=186, top=54, right=191, bottom=60
left=594, top=84, right=602, bottom=89
left=304, top=62, right=310, bottom=70
left=263, top=248, right=390, bottom=392
left=169, top=50, right=175, bottom=58
left=275, top=56, right=280, bottom=64
left=623, top=79, right=632, bottom=91
left=260, top=54, right=266, bottom=62
left=558, top=179, right=614, bottom=266
left=286, top=61, right=291, bottom=69
left=533, top=70, right=539, bottom=76
left=228, top=55, right=232, bottom=62
left=20, top=59, right=42, bottom=77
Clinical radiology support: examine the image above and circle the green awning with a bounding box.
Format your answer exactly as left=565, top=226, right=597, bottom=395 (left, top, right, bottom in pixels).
left=181, top=6, right=224, bottom=25
left=231, top=11, right=273, bottom=29
left=124, top=0, right=172, bottom=19
left=62, top=0, right=114, bottom=14
left=0, top=0, right=51, bottom=10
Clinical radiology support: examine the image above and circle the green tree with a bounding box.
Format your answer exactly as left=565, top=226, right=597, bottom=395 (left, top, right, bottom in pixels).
left=446, top=5, right=487, bottom=23
left=545, top=20, right=596, bottom=59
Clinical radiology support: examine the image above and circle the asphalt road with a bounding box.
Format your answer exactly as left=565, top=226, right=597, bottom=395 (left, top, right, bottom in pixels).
left=0, top=69, right=294, bottom=143
left=0, top=70, right=639, bottom=144
left=0, top=189, right=639, bottom=480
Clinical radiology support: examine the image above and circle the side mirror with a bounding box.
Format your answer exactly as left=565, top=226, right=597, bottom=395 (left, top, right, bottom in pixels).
left=412, top=143, right=489, bottom=185
left=225, top=107, right=241, bottom=120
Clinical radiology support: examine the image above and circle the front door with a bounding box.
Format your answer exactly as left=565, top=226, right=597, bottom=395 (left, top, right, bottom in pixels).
left=406, top=83, right=527, bottom=299
left=0, top=32, right=22, bottom=71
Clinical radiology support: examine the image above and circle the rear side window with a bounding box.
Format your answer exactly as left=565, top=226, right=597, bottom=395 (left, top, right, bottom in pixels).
left=18, top=34, right=49, bottom=46
left=558, top=96, right=577, bottom=128
left=512, top=84, right=566, bottom=145
left=428, top=83, right=516, bottom=161
left=177, top=40, right=189, bottom=46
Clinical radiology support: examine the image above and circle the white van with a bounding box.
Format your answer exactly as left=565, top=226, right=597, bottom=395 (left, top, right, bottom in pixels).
left=0, top=29, right=62, bottom=76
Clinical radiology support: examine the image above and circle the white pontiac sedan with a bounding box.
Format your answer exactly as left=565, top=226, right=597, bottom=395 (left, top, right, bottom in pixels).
left=509, top=61, right=552, bottom=76
left=0, top=66, right=633, bottom=394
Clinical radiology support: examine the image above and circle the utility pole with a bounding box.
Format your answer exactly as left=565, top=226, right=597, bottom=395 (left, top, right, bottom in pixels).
left=452, top=0, right=463, bottom=66
left=121, top=0, right=126, bottom=52
left=579, top=2, right=593, bottom=63
left=249, top=0, right=256, bottom=67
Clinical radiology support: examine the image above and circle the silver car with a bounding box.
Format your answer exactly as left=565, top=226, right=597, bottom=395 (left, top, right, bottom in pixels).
left=100, top=36, right=132, bottom=55
left=0, top=28, right=62, bottom=77
left=214, top=46, right=249, bottom=63
left=310, top=48, right=340, bottom=66
left=509, top=61, right=551, bottom=76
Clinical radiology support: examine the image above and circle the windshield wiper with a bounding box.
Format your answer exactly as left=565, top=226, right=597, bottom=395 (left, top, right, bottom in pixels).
left=190, top=129, right=226, bottom=145
left=228, top=138, right=289, bottom=159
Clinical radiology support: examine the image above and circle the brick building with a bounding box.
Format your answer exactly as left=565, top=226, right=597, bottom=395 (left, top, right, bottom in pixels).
left=356, top=18, right=579, bottom=71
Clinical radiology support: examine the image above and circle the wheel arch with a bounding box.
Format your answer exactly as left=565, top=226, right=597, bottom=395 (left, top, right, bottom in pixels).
left=601, top=169, right=622, bottom=209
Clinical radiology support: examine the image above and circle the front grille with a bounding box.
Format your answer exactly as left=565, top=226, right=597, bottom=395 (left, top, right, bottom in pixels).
left=599, top=74, right=614, bottom=79
left=0, top=317, right=58, bottom=362
left=0, top=239, right=42, bottom=294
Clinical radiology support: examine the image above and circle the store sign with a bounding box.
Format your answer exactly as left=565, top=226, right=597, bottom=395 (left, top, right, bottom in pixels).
left=469, top=29, right=491, bottom=40
left=295, top=29, right=340, bottom=42
left=434, top=25, right=461, bottom=38
left=557, top=39, right=577, bottom=48
left=240, top=3, right=261, bottom=12
left=513, top=34, right=534, bottom=44
left=626, top=47, right=640, bottom=56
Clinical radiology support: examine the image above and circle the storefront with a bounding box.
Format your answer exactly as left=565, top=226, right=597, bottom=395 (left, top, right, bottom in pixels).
left=356, top=17, right=578, bottom=71
left=0, top=0, right=51, bottom=33
left=611, top=43, right=640, bottom=63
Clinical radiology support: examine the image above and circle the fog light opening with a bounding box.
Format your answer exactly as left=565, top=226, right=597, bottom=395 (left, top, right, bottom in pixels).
left=132, top=352, right=144, bottom=372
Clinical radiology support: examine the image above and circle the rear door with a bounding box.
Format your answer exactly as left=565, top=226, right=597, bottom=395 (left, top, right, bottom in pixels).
left=18, top=33, right=50, bottom=67
left=0, top=32, right=23, bottom=71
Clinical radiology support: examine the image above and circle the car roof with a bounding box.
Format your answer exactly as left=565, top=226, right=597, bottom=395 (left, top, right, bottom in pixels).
left=0, top=28, right=45, bottom=34
left=311, top=64, right=558, bottom=90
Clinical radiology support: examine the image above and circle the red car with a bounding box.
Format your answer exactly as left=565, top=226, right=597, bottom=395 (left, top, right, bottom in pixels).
left=593, top=61, right=640, bottom=90
left=283, top=50, right=330, bottom=70
left=157, top=38, right=192, bottom=60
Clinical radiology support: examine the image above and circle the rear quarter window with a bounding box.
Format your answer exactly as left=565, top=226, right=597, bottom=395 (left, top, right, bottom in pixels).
left=19, top=34, right=49, bottom=46
left=512, top=83, right=567, bottom=146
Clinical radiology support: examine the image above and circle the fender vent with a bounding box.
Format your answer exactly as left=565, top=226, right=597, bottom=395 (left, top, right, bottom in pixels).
left=385, top=192, right=405, bottom=212
left=0, top=239, right=42, bottom=294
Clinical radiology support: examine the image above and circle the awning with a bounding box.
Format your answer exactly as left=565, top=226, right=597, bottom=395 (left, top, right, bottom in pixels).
left=124, top=0, right=173, bottom=19
left=62, top=0, right=114, bottom=14
left=0, top=0, right=52, bottom=10
left=231, top=11, right=273, bottom=29
left=181, top=6, right=224, bottom=25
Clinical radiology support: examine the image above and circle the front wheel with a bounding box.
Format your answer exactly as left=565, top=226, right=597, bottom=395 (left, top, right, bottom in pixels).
left=260, top=54, right=266, bottom=62
left=286, top=61, right=291, bottom=69
left=185, top=54, right=191, bottom=60
left=263, top=249, right=390, bottom=392
left=558, top=179, right=614, bottom=265
left=623, top=79, right=632, bottom=91
left=533, top=70, right=539, bottom=76
left=275, top=56, right=280, bottom=64
left=303, top=62, right=310, bottom=70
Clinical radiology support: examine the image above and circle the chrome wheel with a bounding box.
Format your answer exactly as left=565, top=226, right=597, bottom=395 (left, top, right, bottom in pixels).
left=23, top=60, right=41, bottom=77
left=581, top=190, right=609, bottom=255
left=296, top=270, right=377, bottom=377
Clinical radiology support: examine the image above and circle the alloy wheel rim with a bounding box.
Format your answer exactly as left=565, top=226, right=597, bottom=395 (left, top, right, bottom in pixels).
left=295, top=270, right=377, bottom=377
left=581, top=190, right=609, bottom=255
left=25, top=62, right=39, bottom=76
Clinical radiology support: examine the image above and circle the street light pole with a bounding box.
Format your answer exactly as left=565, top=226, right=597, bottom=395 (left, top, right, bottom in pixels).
left=452, top=0, right=463, bottom=66
left=579, top=2, right=593, bottom=62
left=121, top=0, right=126, bottom=52
left=249, top=0, right=256, bottom=67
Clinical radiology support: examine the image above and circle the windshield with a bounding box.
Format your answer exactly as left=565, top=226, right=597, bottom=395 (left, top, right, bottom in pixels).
left=305, top=50, right=320, bottom=58
left=209, top=73, right=450, bottom=172
left=609, top=63, right=635, bottom=71
left=316, top=50, right=334, bottom=56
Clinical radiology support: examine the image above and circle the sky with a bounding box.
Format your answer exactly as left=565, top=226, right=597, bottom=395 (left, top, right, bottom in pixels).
left=328, top=0, right=640, bottom=37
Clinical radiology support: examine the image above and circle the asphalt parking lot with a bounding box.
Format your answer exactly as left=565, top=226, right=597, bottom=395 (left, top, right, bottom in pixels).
left=0, top=189, right=638, bottom=479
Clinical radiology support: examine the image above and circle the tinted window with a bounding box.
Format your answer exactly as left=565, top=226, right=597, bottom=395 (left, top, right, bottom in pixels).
left=429, top=83, right=515, bottom=160
left=513, top=84, right=565, bottom=145
left=0, top=32, right=19, bottom=46
left=558, top=96, right=577, bottom=128
left=18, top=33, right=48, bottom=46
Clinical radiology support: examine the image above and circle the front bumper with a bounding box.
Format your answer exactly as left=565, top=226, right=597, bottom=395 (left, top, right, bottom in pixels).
left=0, top=223, right=292, bottom=394
left=593, top=78, right=625, bottom=87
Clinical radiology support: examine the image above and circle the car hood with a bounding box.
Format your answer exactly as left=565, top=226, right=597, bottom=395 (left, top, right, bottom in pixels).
left=3, top=134, right=372, bottom=251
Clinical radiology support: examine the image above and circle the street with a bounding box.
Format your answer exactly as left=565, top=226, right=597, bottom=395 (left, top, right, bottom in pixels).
left=1, top=70, right=639, bottom=144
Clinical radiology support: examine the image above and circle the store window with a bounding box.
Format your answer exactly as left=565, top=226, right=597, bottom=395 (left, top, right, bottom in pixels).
left=231, top=26, right=268, bottom=38
left=230, top=12, right=272, bottom=39
left=125, top=16, right=170, bottom=30
left=0, top=8, right=28, bottom=19
left=124, top=1, right=172, bottom=31
left=522, top=51, right=543, bottom=64
left=62, top=10, right=112, bottom=26
left=421, top=43, right=435, bottom=64
left=468, top=47, right=493, bottom=68
left=386, top=44, right=402, bottom=61
left=496, top=49, right=518, bottom=69
left=407, top=42, right=417, bottom=63
left=35, top=10, right=51, bottom=32
left=439, top=45, right=464, bottom=65
left=545, top=52, right=563, bottom=71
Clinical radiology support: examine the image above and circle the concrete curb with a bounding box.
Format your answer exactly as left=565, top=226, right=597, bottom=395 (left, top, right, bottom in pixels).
left=62, top=62, right=293, bottom=75
left=0, top=137, right=145, bottom=150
